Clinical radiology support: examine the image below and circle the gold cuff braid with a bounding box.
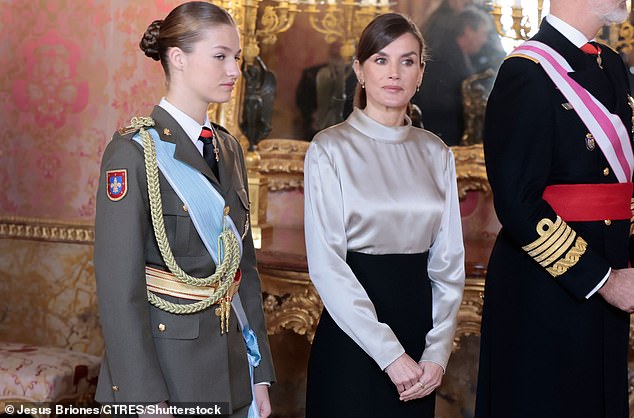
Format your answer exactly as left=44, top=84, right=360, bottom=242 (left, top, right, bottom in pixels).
left=546, top=236, right=587, bottom=277
left=522, top=216, right=587, bottom=278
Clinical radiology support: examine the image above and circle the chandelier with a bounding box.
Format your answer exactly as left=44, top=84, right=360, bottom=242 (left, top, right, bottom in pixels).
left=214, top=0, right=391, bottom=63
left=490, top=0, right=634, bottom=54
left=303, top=0, right=391, bottom=61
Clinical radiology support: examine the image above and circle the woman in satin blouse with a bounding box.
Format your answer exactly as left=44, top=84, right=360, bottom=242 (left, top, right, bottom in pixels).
left=303, top=13, right=465, bottom=417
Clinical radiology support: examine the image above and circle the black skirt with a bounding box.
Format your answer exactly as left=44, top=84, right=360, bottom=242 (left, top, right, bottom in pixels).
left=306, top=251, right=435, bottom=418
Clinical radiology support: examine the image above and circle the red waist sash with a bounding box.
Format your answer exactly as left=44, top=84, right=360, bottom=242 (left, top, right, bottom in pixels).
left=542, top=183, right=633, bottom=222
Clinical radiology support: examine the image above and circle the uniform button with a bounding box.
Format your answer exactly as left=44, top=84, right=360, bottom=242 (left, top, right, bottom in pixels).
left=603, top=167, right=610, bottom=176
left=182, top=205, right=188, bottom=212
left=112, top=385, right=119, bottom=392
left=604, top=220, right=612, bottom=226
left=158, top=323, right=166, bottom=332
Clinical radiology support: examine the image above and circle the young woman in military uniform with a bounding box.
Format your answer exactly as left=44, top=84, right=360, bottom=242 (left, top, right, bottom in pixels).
left=94, top=2, right=274, bottom=417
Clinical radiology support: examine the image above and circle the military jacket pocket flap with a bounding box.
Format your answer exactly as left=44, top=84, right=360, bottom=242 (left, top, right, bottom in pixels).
left=236, top=188, right=250, bottom=210
left=150, top=306, right=200, bottom=340
left=160, top=193, right=189, bottom=216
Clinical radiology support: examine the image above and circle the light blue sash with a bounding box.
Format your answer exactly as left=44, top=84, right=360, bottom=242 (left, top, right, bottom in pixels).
left=132, top=128, right=242, bottom=262
left=134, top=128, right=262, bottom=416
left=234, top=295, right=262, bottom=418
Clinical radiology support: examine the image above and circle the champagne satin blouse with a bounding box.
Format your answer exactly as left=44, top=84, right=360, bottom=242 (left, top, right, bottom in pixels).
left=304, top=108, right=466, bottom=370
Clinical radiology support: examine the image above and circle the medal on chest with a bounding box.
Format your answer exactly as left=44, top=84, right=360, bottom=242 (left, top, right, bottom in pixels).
left=585, top=133, right=596, bottom=151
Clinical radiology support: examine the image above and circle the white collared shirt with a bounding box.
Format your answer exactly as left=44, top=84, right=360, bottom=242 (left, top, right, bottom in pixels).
left=159, top=97, right=210, bottom=156
left=545, top=14, right=592, bottom=48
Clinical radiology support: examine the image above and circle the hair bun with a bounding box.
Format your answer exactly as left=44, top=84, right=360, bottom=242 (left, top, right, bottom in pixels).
left=139, top=19, right=162, bottom=61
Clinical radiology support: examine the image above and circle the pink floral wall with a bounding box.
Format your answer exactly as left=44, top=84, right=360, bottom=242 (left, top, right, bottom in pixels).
left=0, top=0, right=181, bottom=221
left=0, top=0, right=494, bottom=233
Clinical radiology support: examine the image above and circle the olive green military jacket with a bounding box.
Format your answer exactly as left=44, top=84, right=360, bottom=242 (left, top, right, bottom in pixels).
left=94, top=106, right=275, bottom=410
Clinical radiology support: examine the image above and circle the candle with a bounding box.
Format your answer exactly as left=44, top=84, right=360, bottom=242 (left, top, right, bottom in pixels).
left=514, top=0, right=521, bottom=7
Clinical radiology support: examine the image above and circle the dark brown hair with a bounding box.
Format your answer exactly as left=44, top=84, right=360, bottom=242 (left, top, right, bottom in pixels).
left=354, top=13, right=426, bottom=109
left=139, top=1, right=235, bottom=80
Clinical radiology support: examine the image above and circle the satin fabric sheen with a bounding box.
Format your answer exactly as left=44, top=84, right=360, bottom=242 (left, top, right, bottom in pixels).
left=303, top=108, right=465, bottom=370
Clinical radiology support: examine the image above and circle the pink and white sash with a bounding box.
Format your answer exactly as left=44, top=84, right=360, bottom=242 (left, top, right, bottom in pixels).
left=511, top=40, right=634, bottom=183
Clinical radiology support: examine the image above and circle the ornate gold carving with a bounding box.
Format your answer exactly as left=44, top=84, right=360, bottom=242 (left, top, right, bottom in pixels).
left=208, top=0, right=246, bottom=136
left=0, top=216, right=94, bottom=244
left=597, top=20, right=634, bottom=56
left=489, top=0, right=545, bottom=41
left=303, top=0, right=389, bottom=61
left=260, top=262, right=486, bottom=348
left=452, top=144, right=490, bottom=199
left=260, top=268, right=322, bottom=342
left=453, top=278, right=485, bottom=352
left=257, top=2, right=300, bottom=47
left=208, top=2, right=491, bottom=197
left=0, top=218, right=103, bottom=357
left=461, top=69, right=495, bottom=146
left=254, top=140, right=490, bottom=196
left=257, top=138, right=309, bottom=191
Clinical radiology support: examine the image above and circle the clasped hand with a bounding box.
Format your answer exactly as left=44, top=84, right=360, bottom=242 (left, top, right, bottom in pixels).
left=385, top=353, right=444, bottom=402
left=599, top=268, right=634, bottom=313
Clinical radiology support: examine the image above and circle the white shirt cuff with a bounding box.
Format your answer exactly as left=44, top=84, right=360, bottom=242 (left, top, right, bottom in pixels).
left=585, top=268, right=611, bottom=299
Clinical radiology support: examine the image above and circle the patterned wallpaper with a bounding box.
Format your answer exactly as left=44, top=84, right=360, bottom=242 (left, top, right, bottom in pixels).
left=0, top=0, right=179, bottom=221
left=0, top=0, right=478, bottom=225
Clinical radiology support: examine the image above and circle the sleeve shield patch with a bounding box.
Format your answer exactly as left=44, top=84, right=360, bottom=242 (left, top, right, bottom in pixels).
left=106, top=169, right=128, bottom=201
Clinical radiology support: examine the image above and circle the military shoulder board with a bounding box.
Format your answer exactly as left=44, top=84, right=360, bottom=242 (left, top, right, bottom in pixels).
left=117, top=116, right=155, bottom=136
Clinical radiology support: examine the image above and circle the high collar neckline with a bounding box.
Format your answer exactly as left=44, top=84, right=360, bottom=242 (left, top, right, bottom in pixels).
left=347, top=107, right=412, bottom=143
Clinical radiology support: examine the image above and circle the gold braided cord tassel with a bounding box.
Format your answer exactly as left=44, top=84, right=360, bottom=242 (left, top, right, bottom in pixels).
left=139, top=127, right=241, bottom=314
left=130, top=116, right=155, bottom=130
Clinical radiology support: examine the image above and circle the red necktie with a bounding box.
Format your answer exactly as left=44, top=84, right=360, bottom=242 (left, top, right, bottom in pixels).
left=581, top=42, right=602, bottom=67
left=199, top=127, right=219, bottom=179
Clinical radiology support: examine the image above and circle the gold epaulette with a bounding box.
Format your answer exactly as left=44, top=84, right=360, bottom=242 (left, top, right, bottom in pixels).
left=117, top=116, right=155, bottom=135
left=504, top=53, right=540, bottom=64
left=521, top=216, right=587, bottom=277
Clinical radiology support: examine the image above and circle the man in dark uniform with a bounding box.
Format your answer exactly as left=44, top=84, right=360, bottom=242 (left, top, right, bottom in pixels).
left=475, top=0, right=634, bottom=417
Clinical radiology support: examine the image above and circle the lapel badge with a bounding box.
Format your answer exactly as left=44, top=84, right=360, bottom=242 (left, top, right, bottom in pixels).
left=163, top=128, right=171, bottom=136
left=106, top=169, right=128, bottom=201
left=561, top=102, right=573, bottom=111
left=585, top=133, right=596, bottom=151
